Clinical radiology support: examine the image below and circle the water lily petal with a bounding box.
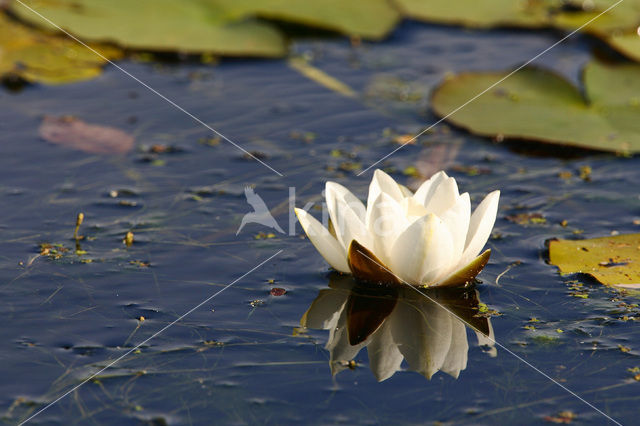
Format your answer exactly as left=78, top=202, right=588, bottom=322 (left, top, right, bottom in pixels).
left=440, top=192, right=471, bottom=260
left=339, top=203, right=372, bottom=252
left=326, top=181, right=366, bottom=222
left=412, top=170, right=448, bottom=206
left=461, top=190, right=500, bottom=267
left=398, top=184, right=414, bottom=198
left=295, top=208, right=350, bottom=273
left=390, top=213, right=454, bottom=285
left=423, top=176, right=460, bottom=216
left=367, top=192, right=406, bottom=263
left=400, top=196, right=428, bottom=224
left=326, top=182, right=370, bottom=251
left=420, top=221, right=456, bottom=285
left=366, top=169, right=404, bottom=216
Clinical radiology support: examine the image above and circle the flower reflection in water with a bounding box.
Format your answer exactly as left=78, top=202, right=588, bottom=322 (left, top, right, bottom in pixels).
left=301, top=275, right=496, bottom=382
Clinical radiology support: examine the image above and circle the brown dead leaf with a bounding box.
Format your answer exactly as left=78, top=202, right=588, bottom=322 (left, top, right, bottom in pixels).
left=39, top=116, right=134, bottom=154
left=544, top=411, right=577, bottom=424
left=270, top=287, right=287, bottom=296
left=392, top=134, right=416, bottom=145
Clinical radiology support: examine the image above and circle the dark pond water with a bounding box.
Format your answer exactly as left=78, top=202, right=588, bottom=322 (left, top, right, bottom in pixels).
left=1, top=21, right=640, bottom=425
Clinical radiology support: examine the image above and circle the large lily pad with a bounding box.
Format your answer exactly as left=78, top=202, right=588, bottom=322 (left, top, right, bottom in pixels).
left=10, top=0, right=286, bottom=57
left=531, top=0, right=640, bottom=36
left=549, top=233, right=640, bottom=288
left=217, top=0, right=400, bottom=40
left=395, top=0, right=640, bottom=33
left=431, top=59, right=640, bottom=153
left=395, top=0, right=640, bottom=63
left=552, top=1, right=640, bottom=61
left=394, top=0, right=556, bottom=29
left=0, top=12, right=121, bottom=84
left=606, top=33, right=640, bottom=63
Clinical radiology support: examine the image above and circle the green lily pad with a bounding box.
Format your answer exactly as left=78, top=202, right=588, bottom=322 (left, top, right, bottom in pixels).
left=395, top=0, right=640, bottom=33
left=551, top=1, right=640, bottom=62
left=549, top=233, right=640, bottom=288
left=394, top=0, right=555, bottom=29
left=10, top=0, right=286, bottom=57
left=431, top=59, right=640, bottom=153
left=0, top=12, right=121, bottom=84
left=551, top=0, right=640, bottom=34
left=395, top=0, right=640, bottom=63
left=606, top=33, right=640, bottom=63
left=217, top=0, right=400, bottom=40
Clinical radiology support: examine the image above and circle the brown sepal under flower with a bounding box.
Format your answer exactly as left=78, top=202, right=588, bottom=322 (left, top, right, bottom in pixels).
left=436, top=249, right=491, bottom=288
left=347, top=239, right=401, bottom=286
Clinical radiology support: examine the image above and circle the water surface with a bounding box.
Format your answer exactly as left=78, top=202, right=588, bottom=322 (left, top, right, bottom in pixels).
left=1, top=21, right=639, bottom=425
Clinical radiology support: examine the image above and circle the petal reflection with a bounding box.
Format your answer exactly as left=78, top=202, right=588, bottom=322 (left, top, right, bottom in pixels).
left=300, top=275, right=496, bottom=381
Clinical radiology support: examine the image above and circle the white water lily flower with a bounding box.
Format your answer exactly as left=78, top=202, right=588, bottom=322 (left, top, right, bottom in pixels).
left=295, top=169, right=499, bottom=287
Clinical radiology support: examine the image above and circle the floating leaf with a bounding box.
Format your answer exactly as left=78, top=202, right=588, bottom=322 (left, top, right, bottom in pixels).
left=394, top=0, right=554, bottom=29
left=0, top=12, right=121, bottom=84
left=217, top=0, right=400, bottom=40
left=11, top=0, right=286, bottom=57
left=606, top=33, right=640, bottom=63
left=395, top=0, right=640, bottom=63
left=549, top=233, right=640, bottom=288
left=551, top=0, right=640, bottom=35
left=39, top=116, right=134, bottom=154
left=431, top=60, right=640, bottom=153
